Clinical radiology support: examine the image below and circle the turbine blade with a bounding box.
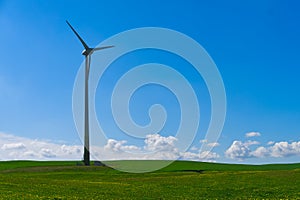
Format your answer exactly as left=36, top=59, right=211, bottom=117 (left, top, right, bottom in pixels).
left=93, top=45, right=114, bottom=51
left=66, top=20, right=90, bottom=50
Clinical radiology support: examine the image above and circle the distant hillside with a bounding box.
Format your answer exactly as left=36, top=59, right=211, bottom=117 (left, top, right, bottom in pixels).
left=1, top=160, right=299, bottom=172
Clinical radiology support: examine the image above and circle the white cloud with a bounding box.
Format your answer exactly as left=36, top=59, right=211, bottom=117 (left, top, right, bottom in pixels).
left=269, top=141, right=300, bottom=157
left=199, top=140, right=220, bottom=149
left=1, top=142, right=26, bottom=150
left=40, top=148, right=56, bottom=158
left=189, top=146, right=198, bottom=151
left=93, top=134, right=219, bottom=162
left=251, top=146, right=269, bottom=158
left=245, top=140, right=260, bottom=146
left=180, top=151, right=198, bottom=160
left=199, top=139, right=208, bottom=144
left=97, top=134, right=180, bottom=161
left=23, top=151, right=39, bottom=157
left=225, top=141, right=252, bottom=160
left=226, top=139, right=300, bottom=160
left=207, top=142, right=220, bottom=147
left=61, top=145, right=81, bottom=155
left=104, top=139, right=140, bottom=153
left=245, top=132, right=261, bottom=138
left=0, top=132, right=82, bottom=161
left=180, top=151, right=219, bottom=162
left=144, top=134, right=177, bottom=152
left=199, top=151, right=220, bottom=160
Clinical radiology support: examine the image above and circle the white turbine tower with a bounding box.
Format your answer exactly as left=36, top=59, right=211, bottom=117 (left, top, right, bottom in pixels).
left=67, top=21, right=114, bottom=166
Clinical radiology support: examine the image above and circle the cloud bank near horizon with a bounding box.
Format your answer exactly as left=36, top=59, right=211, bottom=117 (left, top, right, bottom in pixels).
left=0, top=132, right=82, bottom=160
left=0, top=132, right=219, bottom=162
left=1, top=131, right=300, bottom=162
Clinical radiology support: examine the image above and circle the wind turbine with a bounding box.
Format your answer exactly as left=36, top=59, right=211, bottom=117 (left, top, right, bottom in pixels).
left=66, top=21, right=114, bottom=166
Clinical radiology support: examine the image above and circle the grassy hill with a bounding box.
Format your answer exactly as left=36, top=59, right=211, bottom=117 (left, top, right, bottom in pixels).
left=0, top=160, right=299, bottom=199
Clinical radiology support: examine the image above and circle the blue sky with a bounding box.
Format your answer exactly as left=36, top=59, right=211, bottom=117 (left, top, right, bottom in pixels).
left=0, top=0, right=300, bottom=163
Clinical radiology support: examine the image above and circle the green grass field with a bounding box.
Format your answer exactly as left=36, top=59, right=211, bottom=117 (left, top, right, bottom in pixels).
left=0, top=160, right=299, bottom=199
